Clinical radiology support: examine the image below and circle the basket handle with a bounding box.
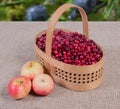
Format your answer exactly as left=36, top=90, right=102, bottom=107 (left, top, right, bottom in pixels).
left=46, top=4, right=89, bottom=56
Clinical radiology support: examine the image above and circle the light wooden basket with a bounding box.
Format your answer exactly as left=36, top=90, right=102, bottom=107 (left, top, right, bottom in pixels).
left=34, top=4, right=104, bottom=91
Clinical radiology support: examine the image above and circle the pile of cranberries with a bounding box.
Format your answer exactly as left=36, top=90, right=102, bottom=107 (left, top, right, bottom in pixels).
left=36, top=29, right=103, bottom=66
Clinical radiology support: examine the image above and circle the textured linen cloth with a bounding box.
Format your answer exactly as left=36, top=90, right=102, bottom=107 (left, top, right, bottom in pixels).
left=0, top=22, right=120, bottom=109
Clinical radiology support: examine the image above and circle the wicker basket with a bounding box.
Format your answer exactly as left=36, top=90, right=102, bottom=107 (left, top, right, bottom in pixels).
left=34, top=4, right=104, bottom=91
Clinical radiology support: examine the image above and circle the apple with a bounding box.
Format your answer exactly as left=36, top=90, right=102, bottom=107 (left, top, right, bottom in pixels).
left=21, top=61, right=44, bottom=80
left=32, top=74, right=54, bottom=96
left=8, top=76, right=31, bottom=99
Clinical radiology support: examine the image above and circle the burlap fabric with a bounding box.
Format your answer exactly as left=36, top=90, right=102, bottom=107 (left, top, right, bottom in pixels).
left=0, top=22, right=120, bottom=109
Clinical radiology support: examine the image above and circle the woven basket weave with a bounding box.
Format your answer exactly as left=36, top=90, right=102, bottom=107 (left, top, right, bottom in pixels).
left=34, top=4, right=104, bottom=91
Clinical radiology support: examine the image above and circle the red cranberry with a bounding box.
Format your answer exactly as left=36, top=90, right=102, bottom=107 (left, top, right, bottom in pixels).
left=36, top=29, right=103, bottom=66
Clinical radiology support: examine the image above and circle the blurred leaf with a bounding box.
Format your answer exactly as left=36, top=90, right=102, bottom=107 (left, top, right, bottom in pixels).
left=114, top=6, right=120, bottom=20
left=103, top=0, right=116, bottom=20
left=45, top=0, right=73, bottom=21
left=44, top=0, right=56, bottom=5
left=59, top=11, right=70, bottom=21
left=99, top=0, right=109, bottom=2
left=66, top=0, right=73, bottom=4
left=45, top=4, right=59, bottom=15
left=0, top=7, right=7, bottom=20
left=7, top=5, right=25, bottom=21
left=115, top=0, right=120, bottom=20
left=88, top=13, right=104, bottom=21
left=55, top=0, right=66, bottom=5
left=0, top=0, right=24, bottom=7
left=24, top=0, right=44, bottom=8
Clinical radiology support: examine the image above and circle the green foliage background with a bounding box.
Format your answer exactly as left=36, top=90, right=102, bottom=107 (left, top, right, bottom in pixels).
left=0, top=0, right=120, bottom=21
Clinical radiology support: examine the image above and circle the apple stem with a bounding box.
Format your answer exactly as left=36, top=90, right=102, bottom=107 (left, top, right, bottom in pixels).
left=41, top=79, right=45, bottom=82
left=20, top=81, right=23, bottom=84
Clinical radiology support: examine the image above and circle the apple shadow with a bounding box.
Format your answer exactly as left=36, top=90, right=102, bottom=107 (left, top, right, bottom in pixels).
left=29, top=89, right=41, bottom=97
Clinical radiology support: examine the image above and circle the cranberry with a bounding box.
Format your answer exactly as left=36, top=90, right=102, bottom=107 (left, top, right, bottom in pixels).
left=36, top=29, right=103, bottom=66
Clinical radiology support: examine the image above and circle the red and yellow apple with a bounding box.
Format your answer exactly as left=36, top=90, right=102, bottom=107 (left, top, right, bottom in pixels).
left=8, top=76, right=31, bottom=99
left=21, top=61, right=44, bottom=80
left=32, top=74, right=54, bottom=96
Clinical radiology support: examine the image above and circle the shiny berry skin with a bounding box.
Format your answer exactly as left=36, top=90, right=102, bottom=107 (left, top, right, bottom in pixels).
left=36, top=29, right=103, bottom=66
